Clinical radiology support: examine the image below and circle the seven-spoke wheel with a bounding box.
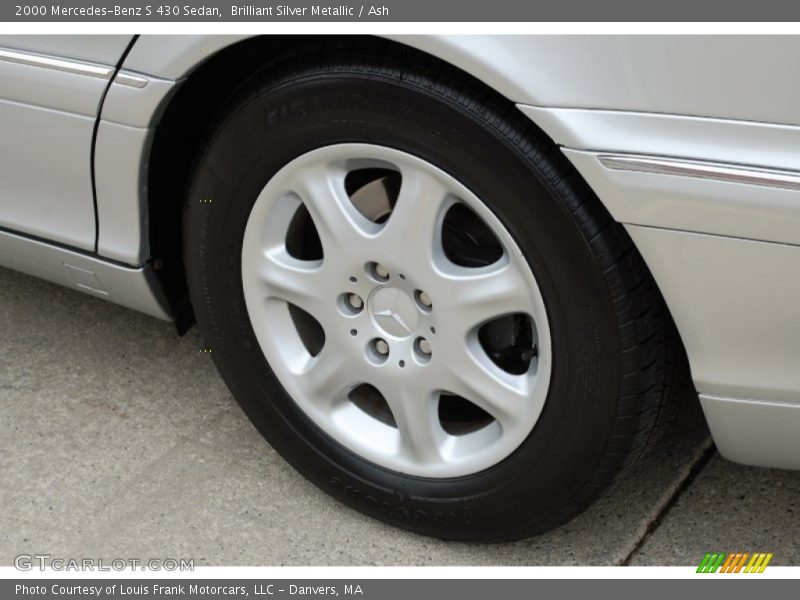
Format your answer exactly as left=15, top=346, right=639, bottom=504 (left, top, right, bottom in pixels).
left=242, top=145, right=551, bottom=478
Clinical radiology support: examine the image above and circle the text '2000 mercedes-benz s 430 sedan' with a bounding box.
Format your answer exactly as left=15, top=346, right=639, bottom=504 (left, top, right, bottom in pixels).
left=2, top=35, right=799, bottom=540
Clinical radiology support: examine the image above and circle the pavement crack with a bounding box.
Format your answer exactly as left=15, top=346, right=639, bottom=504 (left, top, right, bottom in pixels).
left=619, top=439, right=717, bottom=566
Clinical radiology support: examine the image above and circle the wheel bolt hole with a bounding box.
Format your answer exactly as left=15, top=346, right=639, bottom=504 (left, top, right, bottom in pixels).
left=338, top=293, right=364, bottom=315
left=414, top=337, right=432, bottom=364
left=415, top=290, right=433, bottom=311
left=349, top=329, right=358, bottom=337
left=349, top=276, right=357, bottom=283
left=399, top=360, right=405, bottom=368
left=430, top=326, right=436, bottom=335
left=399, top=273, right=406, bottom=280
left=367, top=338, right=390, bottom=364
left=367, top=261, right=390, bottom=282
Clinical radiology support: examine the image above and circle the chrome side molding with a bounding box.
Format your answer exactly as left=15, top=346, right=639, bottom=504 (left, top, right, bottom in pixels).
left=0, top=47, right=112, bottom=79
left=0, top=47, right=149, bottom=88
left=598, top=154, right=800, bottom=192
left=114, top=70, right=149, bottom=89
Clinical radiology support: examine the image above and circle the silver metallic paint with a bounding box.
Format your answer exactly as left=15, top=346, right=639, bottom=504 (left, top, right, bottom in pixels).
left=0, top=100, right=96, bottom=250
left=626, top=225, right=800, bottom=405
left=0, top=228, right=171, bottom=321
left=102, top=71, right=177, bottom=127
left=94, top=121, right=153, bottom=264
left=518, top=106, right=800, bottom=173
left=565, top=149, right=800, bottom=247
left=700, top=394, right=800, bottom=470
left=0, top=40, right=128, bottom=252
left=0, top=48, right=108, bottom=116
left=401, top=36, right=800, bottom=126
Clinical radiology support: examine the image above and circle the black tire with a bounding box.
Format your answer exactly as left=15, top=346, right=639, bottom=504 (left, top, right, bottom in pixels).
left=183, top=41, right=681, bottom=541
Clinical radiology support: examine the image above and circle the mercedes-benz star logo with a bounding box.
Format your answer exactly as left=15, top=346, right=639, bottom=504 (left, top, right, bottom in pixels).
left=368, top=287, right=419, bottom=339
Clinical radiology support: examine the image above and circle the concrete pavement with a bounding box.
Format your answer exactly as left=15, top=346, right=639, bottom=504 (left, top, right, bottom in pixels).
left=1, top=266, right=797, bottom=566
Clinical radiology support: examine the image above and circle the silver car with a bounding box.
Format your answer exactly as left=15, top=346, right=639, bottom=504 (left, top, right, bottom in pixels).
left=2, top=34, right=798, bottom=540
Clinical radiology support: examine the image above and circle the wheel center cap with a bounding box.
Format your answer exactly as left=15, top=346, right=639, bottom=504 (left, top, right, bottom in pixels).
left=368, top=286, right=419, bottom=339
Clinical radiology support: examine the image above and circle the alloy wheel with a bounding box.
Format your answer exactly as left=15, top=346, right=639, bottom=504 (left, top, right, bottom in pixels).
left=241, top=144, right=552, bottom=478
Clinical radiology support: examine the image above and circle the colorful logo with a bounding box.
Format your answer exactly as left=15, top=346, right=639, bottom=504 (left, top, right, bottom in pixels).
left=697, top=552, right=773, bottom=573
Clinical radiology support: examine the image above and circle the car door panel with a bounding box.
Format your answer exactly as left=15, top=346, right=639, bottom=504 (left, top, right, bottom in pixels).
left=0, top=37, right=133, bottom=251
left=0, top=101, right=95, bottom=249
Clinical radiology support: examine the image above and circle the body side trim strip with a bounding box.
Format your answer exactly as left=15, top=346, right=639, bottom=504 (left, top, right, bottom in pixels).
left=0, top=47, right=149, bottom=88
left=598, top=154, right=800, bottom=192
left=518, top=105, right=800, bottom=175
left=0, top=47, right=112, bottom=79
left=114, top=70, right=149, bottom=88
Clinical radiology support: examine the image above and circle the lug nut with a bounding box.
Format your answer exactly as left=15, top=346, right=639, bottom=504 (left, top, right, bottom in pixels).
left=417, top=290, right=432, bottom=309
left=418, top=338, right=432, bottom=355
left=375, top=339, right=390, bottom=355
left=348, top=294, right=363, bottom=310
left=373, top=263, right=390, bottom=280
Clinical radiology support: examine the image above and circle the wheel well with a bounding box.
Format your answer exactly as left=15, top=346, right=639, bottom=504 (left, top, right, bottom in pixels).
left=147, top=36, right=309, bottom=332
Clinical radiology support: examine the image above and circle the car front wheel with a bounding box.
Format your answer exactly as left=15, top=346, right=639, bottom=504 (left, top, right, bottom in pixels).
left=184, top=42, right=680, bottom=540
